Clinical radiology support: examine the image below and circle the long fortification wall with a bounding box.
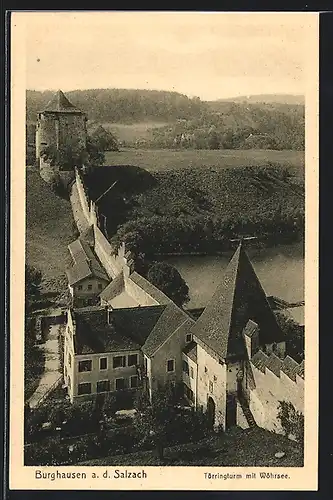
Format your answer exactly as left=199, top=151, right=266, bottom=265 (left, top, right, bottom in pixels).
left=246, top=351, right=304, bottom=435
left=70, top=168, right=133, bottom=280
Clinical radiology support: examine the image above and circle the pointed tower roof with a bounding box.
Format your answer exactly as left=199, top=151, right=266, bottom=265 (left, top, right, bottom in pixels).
left=191, top=242, right=285, bottom=360
left=43, top=90, right=84, bottom=114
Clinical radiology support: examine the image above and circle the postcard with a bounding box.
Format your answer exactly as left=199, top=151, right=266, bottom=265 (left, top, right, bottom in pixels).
left=9, top=11, right=318, bottom=491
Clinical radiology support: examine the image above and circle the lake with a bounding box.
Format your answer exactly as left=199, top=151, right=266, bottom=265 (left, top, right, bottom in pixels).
left=162, top=242, right=304, bottom=309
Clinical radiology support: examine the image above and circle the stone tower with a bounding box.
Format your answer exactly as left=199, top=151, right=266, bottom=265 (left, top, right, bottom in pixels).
left=36, top=90, right=87, bottom=180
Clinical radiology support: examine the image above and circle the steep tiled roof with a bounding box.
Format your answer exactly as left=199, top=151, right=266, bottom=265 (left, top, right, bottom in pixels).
left=281, top=355, right=301, bottom=382
left=190, top=243, right=285, bottom=360
left=142, top=303, right=193, bottom=357
left=111, top=306, right=166, bottom=345
left=129, top=272, right=173, bottom=306
left=73, top=305, right=165, bottom=355
left=265, top=353, right=283, bottom=377
left=251, top=350, right=269, bottom=372
left=183, top=341, right=198, bottom=363
left=99, top=272, right=125, bottom=301
left=43, top=90, right=84, bottom=114
left=66, top=238, right=109, bottom=286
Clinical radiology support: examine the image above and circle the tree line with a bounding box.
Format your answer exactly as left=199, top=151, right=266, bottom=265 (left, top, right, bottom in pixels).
left=26, top=89, right=304, bottom=152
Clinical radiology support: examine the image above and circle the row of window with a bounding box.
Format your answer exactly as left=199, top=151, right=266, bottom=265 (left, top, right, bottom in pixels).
left=78, top=354, right=139, bottom=372
left=77, top=375, right=139, bottom=395
left=76, top=283, right=104, bottom=291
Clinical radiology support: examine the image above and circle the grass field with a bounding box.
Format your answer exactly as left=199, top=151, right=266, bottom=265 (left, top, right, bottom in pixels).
left=26, top=168, right=75, bottom=292
left=88, top=121, right=169, bottom=144
left=80, top=426, right=303, bottom=467
left=104, top=148, right=305, bottom=175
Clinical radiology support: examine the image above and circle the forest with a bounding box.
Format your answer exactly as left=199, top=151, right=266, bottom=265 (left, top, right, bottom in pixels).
left=82, top=164, right=304, bottom=257
left=26, top=89, right=304, bottom=152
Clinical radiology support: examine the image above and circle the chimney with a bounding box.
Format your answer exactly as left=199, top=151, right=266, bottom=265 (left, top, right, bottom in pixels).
left=106, top=306, right=113, bottom=324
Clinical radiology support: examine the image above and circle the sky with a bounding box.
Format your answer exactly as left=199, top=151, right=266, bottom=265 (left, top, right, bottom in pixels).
left=22, top=12, right=316, bottom=101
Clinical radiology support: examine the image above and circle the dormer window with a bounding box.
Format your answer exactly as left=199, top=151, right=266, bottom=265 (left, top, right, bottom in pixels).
left=186, top=334, right=192, bottom=343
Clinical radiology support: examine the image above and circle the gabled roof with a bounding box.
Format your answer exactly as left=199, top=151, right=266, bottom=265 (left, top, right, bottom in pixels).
left=42, top=90, right=84, bottom=114
left=129, top=272, right=173, bottom=306
left=190, top=243, right=285, bottom=360
left=99, top=272, right=125, bottom=301
left=66, top=238, right=109, bottom=286
left=73, top=305, right=166, bottom=355
left=142, top=303, right=194, bottom=357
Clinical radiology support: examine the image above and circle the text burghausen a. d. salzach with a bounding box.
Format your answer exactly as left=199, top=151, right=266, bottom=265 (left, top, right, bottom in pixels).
left=35, top=469, right=148, bottom=480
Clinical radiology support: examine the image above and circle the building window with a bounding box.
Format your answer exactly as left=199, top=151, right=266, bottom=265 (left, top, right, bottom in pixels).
left=209, top=381, right=214, bottom=393
left=64, top=365, right=67, bottom=378
left=100, top=357, right=107, bottom=370
left=190, top=366, right=194, bottom=379
left=183, top=383, right=194, bottom=403
left=113, top=355, right=126, bottom=369
left=78, top=285, right=83, bottom=291
left=182, top=360, right=189, bottom=375
left=68, top=353, right=72, bottom=368
left=167, top=359, right=175, bottom=372
left=128, top=354, right=138, bottom=367
left=88, top=284, right=93, bottom=291
left=130, top=375, right=139, bottom=389
left=115, top=378, right=126, bottom=390
left=78, top=360, right=92, bottom=372
left=97, top=380, right=110, bottom=393
left=204, top=366, right=208, bottom=373
left=186, top=334, right=192, bottom=343
left=98, top=283, right=103, bottom=290
left=78, top=382, right=91, bottom=395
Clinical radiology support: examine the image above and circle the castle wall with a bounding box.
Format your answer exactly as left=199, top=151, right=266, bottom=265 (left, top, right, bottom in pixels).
left=70, top=182, right=91, bottom=233
left=246, top=359, right=304, bottom=434
left=93, top=225, right=124, bottom=279
left=74, top=169, right=91, bottom=224
left=196, top=343, right=227, bottom=430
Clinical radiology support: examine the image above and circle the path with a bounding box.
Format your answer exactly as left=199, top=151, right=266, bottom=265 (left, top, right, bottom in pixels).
left=28, top=318, right=63, bottom=409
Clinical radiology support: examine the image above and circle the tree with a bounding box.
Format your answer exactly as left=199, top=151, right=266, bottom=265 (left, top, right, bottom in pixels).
left=90, top=125, right=119, bottom=152
left=275, top=311, right=304, bottom=363
left=133, top=385, right=177, bottom=461
left=147, top=262, right=190, bottom=307
left=277, top=401, right=304, bottom=444
left=25, top=264, right=42, bottom=311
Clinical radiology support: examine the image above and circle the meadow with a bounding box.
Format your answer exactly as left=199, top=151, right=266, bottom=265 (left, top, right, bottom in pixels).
left=26, top=168, right=75, bottom=292
left=104, top=148, right=304, bottom=176
left=91, top=122, right=168, bottom=144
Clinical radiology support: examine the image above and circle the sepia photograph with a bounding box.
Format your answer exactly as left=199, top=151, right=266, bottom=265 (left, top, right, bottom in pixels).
left=10, top=11, right=318, bottom=490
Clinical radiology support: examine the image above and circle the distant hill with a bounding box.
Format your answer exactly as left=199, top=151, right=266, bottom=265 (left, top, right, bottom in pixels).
left=26, top=88, right=206, bottom=124
left=217, top=94, right=305, bottom=105
left=26, top=88, right=305, bottom=151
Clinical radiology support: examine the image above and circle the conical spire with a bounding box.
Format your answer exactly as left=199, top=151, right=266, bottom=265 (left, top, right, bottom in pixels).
left=43, top=90, right=83, bottom=114
left=191, top=242, right=284, bottom=359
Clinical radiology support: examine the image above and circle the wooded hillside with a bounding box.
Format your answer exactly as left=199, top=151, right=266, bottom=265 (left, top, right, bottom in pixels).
left=26, top=89, right=304, bottom=151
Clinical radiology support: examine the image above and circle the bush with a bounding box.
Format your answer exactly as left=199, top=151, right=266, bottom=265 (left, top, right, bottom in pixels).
left=277, top=401, right=304, bottom=444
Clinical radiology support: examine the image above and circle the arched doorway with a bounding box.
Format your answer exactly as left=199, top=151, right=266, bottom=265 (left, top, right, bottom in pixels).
left=207, top=396, right=216, bottom=429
